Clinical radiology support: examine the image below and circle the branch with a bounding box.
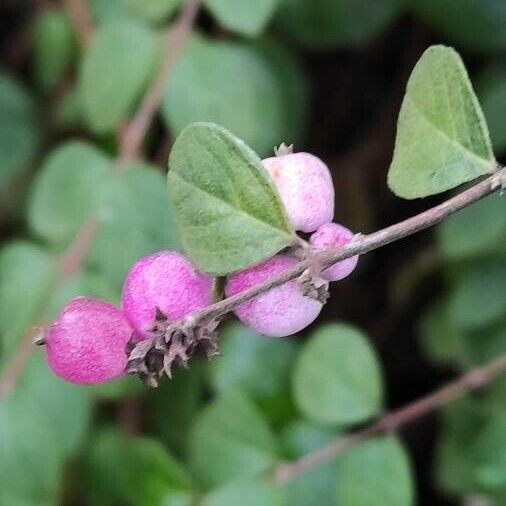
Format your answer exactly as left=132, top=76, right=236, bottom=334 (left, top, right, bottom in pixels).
left=184, top=167, right=506, bottom=327
left=273, top=354, right=506, bottom=484
left=118, top=0, right=201, bottom=163
left=61, top=0, right=93, bottom=46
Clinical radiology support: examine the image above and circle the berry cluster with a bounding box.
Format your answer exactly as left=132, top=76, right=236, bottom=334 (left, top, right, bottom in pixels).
left=43, top=148, right=359, bottom=386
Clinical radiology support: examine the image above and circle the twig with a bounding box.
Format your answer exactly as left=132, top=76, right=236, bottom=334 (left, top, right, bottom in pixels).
left=178, top=166, right=506, bottom=328
left=61, top=0, right=93, bottom=46
left=118, top=0, right=201, bottom=163
left=56, top=217, right=98, bottom=281
left=273, top=354, right=506, bottom=484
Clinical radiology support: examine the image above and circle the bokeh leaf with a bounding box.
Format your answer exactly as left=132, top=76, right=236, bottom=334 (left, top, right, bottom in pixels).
left=32, top=8, right=75, bottom=91
left=88, top=163, right=180, bottom=290
left=0, top=242, right=55, bottom=359
left=79, top=19, right=159, bottom=133
left=28, top=141, right=110, bottom=249
left=281, top=421, right=339, bottom=506
left=479, top=64, right=506, bottom=154
left=412, top=0, right=506, bottom=53
left=448, top=263, right=506, bottom=330
left=438, top=193, right=506, bottom=260
left=336, top=436, right=414, bottom=506
left=201, top=480, right=285, bottom=506
left=293, top=323, right=383, bottom=426
left=388, top=45, right=495, bottom=199
left=204, top=0, right=280, bottom=36
left=0, top=72, right=38, bottom=186
left=209, top=322, right=298, bottom=399
left=167, top=122, right=293, bottom=275
left=85, top=430, right=193, bottom=506
left=163, top=36, right=307, bottom=157
left=275, top=0, right=401, bottom=50
left=0, top=354, right=90, bottom=506
left=122, top=0, right=182, bottom=22
left=189, top=390, right=278, bottom=489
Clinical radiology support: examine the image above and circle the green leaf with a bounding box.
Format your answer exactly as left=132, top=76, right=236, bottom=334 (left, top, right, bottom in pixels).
left=412, top=0, right=506, bottom=53
left=163, top=36, right=306, bottom=157
left=28, top=141, right=110, bottom=249
left=90, top=0, right=134, bottom=24
left=86, top=430, right=193, bottom=506
left=123, top=0, right=182, bottom=22
left=32, top=8, right=75, bottom=91
left=293, top=323, right=383, bottom=426
left=281, top=421, right=339, bottom=506
left=0, top=71, right=38, bottom=186
left=201, top=480, right=285, bottom=506
left=419, top=299, right=464, bottom=366
left=209, top=322, right=298, bottom=399
left=336, top=436, right=414, bottom=506
left=88, top=163, right=180, bottom=290
left=479, top=64, right=506, bottom=153
left=167, top=122, right=293, bottom=275
left=79, top=19, right=159, bottom=133
left=0, top=354, right=90, bottom=506
left=0, top=242, right=55, bottom=359
left=146, top=364, right=204, bottom=456
left=204, top=0, right=280, bottom=36
left=388, top=45, right=495, bottom=199
left=448, top=263, right=506, bottom=330
left=436, top=398, right=493, bottom=495
left=438, top=193, right=506, bottom=260
left=275, top=0, right=401, bottom=50
left=461, top=320, right=506, bottom=367
left=189, top=390, right=278, bottom=489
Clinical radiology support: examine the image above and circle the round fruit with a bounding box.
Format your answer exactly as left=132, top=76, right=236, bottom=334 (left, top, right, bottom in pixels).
left=309, top=222, right=358, bottom=281
left=45, top=297, right=133, bottom=385
left=225, top=255, right=325, bottom=337
left=121, top=251, right=213, bottom=340
left=262, top=152, right=334, bottom=232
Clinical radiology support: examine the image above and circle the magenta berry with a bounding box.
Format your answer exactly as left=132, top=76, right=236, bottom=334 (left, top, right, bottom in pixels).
left=45, top=297, right=133, bottom=385
left=121, top=251, right=213, bottom=340
left=310, top=222, right=359, bottom=281
left=225, top=255, right=324, bottom=337
left=262, top=151, right=334, bottom=232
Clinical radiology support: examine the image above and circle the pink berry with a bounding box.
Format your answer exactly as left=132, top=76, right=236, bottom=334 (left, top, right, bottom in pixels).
left=262, top=152, right=334, bottom=232
left=121, top=251, right=213, bottom=340
left=309, top=222, right=359, bottom=281
left=225, top=255, right=325, bottom=337
left=45, top=297, right=133, bottom=385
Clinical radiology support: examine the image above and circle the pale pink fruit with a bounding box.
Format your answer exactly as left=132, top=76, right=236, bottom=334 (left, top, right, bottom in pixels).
left=225, top=255, right=324, bottom=337
left=121, top=251, right=213, bottom=340
left=45, top=297, right=133, bottom=385
left=262, top=152, right=334, bottom=232
left=309, top=222, right=358, bottom=281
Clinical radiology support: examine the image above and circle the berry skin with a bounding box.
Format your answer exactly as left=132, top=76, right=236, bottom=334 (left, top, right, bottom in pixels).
left=225, top=255, right=325, bottom=337
left=121, top=251, right=213, bottom=340
left=262, top=152, right=334, bottom=233
left=309, top=222, right=359, bottom=281
left=45, top=297, right=133, bottom=385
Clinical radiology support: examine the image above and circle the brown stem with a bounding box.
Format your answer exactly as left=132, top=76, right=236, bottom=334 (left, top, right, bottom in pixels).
left=61, top=0, right=93, bottom=46
left=118, top=0, right=201, bottom=163
left=273, top=354, right=506, bottom=484
left=184, top=167, right=506, bottom=327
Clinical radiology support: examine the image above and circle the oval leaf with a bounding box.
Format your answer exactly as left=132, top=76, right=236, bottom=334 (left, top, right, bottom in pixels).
left=293, top=323, right=383, bottom=426
left=167, top=122, right=293, bottom=275
left=336, top=436, right=414, bottom=506
left=189, top=390, right=278, bottom=488
left=388, top=45, right=495, bottom=199
left=204, top=0, right=280, bottom=37
left=79, top=19, right=158, bottom=133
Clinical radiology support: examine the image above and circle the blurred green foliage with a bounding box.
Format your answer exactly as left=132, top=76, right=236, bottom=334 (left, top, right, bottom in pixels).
left=0, top=1, right=505, bottom=505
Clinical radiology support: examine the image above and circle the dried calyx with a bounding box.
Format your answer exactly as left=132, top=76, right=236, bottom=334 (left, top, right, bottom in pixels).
left=126, top=308, right=219, bottom=387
